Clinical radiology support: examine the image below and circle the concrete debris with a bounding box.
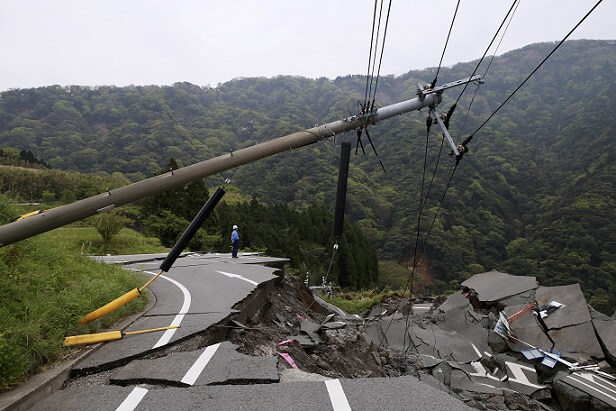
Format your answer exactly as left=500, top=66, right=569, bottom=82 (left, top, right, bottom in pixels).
left=549, top=321, right=605, bottom=363
left=461, top=270, right=538, bottom=305
left=321, top=321, right=347, bottom=330
left=536, top=285, right=590, bottom=329
left=593, top=319, right=616, bottom=366
left=364, top=270, right=616, bottom=410
left=554, top=370, right=616, bottom=410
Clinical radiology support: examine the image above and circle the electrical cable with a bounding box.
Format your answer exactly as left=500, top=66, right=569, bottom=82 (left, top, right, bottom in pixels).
left=467, top=0, right=603, bottom=139
left=369, top=0, right=393, bottom=111
left=366, top=0, right=385, bottom=110
left=454, top=0, right=519, bottom=106
left=431, top=0, right=461, bottom=88
left=454, top=0, right=521, bottom=138
left=363, top=0, right=379, bottom=110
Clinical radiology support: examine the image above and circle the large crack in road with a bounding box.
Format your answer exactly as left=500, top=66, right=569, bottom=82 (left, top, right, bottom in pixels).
left=26, top=257, right=616, bottom=410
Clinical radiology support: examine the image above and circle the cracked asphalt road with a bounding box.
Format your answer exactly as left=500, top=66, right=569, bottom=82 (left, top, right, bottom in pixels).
left=30, top=253, right=470, bottom=411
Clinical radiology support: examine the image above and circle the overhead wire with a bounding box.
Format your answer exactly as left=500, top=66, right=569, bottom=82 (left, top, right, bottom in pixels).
left=369, top=0, right=393, bottom=111
left=431, top=0, right=461, bottom=88
left=365, top=0, right=386, bottom=110
left=466, top=0, right=603, bottom=142
left=380, top=0, right=523, bottom=351
left=454, top=0, right=522, bottom=138
left=454, top=0, right=520, bottom=106
left=363, top=0, right=379, bottom=111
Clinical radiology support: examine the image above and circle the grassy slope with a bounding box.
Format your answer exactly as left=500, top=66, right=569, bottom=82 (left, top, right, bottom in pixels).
left=0, top=228, right=164, bottom=392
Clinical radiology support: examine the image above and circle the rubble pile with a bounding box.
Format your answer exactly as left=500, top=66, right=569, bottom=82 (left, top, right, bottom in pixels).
left=222, top=271, right=615, bottom=410
left=365, top=270, right=616, bottom=410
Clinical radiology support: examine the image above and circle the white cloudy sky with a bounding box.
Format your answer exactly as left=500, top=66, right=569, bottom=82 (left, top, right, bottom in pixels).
left=0, top=0, right=614, bottom=91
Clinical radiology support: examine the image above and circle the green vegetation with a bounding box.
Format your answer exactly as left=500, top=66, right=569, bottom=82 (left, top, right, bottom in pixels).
left=91, top=210, right=130, bottom=252
left=0, top=195, right=151, bottom=392
left=0, top=40, right=614, bottom=312
left=322, top=290, right=409, bottom=314
left=56, top=226, right=167, bottom=255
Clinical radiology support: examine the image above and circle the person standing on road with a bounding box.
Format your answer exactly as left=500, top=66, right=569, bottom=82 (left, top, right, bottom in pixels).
left=231, top=225, right=240, bottom=258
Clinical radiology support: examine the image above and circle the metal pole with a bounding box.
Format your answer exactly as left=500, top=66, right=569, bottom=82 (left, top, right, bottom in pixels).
left=0, top=91, right=447, bottom=246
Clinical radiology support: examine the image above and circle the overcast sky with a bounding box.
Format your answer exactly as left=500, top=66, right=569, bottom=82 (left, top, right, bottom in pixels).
left=1, top=0, right=614, bottom=91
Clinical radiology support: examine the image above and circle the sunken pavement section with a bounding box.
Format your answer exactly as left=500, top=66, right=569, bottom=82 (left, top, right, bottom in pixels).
left=16, top=253, right=616, bottom=410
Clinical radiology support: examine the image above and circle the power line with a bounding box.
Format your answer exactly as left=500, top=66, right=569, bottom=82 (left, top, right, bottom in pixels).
left=369, top=0, right=393, bottom=110
left=366, top=0, right=385, bottom=110
left=431, top=0, right=461, bottom=88
left=467, top=0, right=603, bottom=140
left=454, top=0, right=520, bottom=106
left=454, top=0, right=521, bottom=138
left=363, top=0, right=379, bottom=110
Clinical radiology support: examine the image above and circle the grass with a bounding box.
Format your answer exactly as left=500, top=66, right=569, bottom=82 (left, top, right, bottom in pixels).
left=52, top=225, right=168, bottom=255
left=322, top=289, right=411, bottom=314
left=0, top=231, right=150, bottom=392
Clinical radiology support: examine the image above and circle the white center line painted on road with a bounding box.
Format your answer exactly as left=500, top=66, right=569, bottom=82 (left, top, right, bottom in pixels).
left=180, top=343, right=222, bottom=385
left=144, top=270, right=192, bottom=349
left=216, top=270, right=258, bottom=286
left=325, top=379, right=352, bottom=411
left=116, top=386, right=149, bottom=411
left=115, top=270, right=193, bottom=410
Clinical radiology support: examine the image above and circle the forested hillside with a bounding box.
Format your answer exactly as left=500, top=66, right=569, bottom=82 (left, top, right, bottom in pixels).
left=1, top=40, right=614, bottom=311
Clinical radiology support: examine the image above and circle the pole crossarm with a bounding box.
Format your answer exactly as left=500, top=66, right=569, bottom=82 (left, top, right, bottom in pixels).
left=0, top=76, right=478, bottom=247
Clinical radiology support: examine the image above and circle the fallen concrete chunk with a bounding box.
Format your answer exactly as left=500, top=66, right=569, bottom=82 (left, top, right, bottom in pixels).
left=321, top=313, right=336, bottom=324
left=449, top=369, right=500, bottom=394
left=435, top=292, right=471, bottom=314
left=414, top=355, right=444, bottom=369
left=300, top=319, right=322, bottom=335
left=503, top=304, right=552, bottom=353
left=411, top=324, right=482, bottom=364
left=593, top=319, right=616, bottom=366
left=536, top=284, right=591, bottom=329
left=443, top=308, right=491, bottom=357
left=554, top=371, right=616, bottom=410
left=461, top=271, right=537, bottom=304
left=289, top=333, right=320, bottom=348
left=550, top=321, right=604, bottom=363
left=321, top=321, right=346, bottom=330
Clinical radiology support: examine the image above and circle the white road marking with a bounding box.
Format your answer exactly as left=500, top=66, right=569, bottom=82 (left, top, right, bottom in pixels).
left=115, top=270, right=192, bottom=410
left=471, top=343, right=482, bottom=359
left=325, top=379, right=352, bottom=411
left=180, top=343, right=221, bottom=386
left=116, top=386, right=149, bottom=411
left=506, top=361, right=547, bottom=390
left=143, top=271, right=192, bottom=348
left=567, top=374, right=616, bottom=403
left=216, top=270, right=258, bottom=286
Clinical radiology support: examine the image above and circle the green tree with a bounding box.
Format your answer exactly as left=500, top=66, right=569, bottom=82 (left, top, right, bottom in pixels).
left=92, top=210, right=128, bottom=251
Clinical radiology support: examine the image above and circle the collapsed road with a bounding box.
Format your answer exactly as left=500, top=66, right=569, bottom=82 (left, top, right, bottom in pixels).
left=16, top=256, right=616, bottom=410
left=23, top=253, right=470, bottom=411
left=366, top=270, right=616, bottom=410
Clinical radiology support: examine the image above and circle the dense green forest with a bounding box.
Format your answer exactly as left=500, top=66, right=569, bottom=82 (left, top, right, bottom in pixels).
left=0, top=40, right=614, bottom=312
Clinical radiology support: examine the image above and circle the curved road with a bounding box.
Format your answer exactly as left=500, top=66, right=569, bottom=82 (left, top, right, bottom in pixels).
left=31, top=253, right=470, bottom=411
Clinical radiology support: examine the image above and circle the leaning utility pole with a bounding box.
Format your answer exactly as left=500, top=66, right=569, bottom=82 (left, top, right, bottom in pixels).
left=0, top=76, right=480, bottom=247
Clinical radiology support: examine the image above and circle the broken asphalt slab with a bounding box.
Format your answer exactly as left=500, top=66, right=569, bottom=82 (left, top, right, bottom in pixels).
left=593, top=319, right=616, bottom=366
left=554, top=371, right=616, bottom=409
left=461, top=270, right=537, bottom=304
left=536, top=284, right=591, bottom=329
left=110, top=342, right=279, bottom=386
